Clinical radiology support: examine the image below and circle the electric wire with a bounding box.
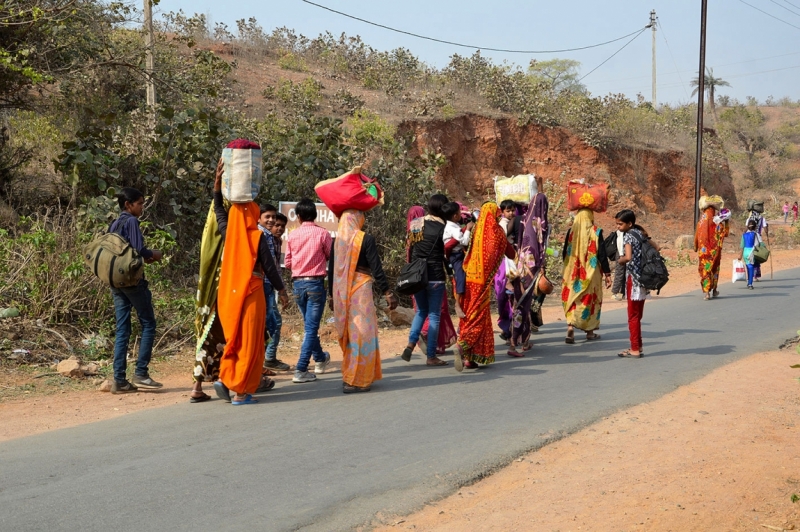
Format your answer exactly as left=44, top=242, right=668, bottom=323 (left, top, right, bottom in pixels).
left=656, top=18, right=690, bottom=99
left=300, top=0, right=649, bottom=54
left=737, top=0, right=800, bottom=30
left=578, top=27, right=648, bottom=82
left=768, top=0, right=800, bottom=17
left=779, top=0, right=800, bottom=12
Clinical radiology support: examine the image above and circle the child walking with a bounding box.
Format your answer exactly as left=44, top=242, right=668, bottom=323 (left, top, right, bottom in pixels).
left=258, top=204, right=290, bottom=372
left=615, top=209, right=659, bottom=359
left=739, top=220, right=760, bottom=290
left=442, top=202, right=474, bottom=317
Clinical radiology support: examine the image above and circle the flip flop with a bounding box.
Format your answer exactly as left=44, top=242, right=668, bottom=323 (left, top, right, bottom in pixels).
left=343, top=384, right=371, bottom=394
left=507, top=350, right=524, bottom=358
left=586, top=334, right=601, bottom=341
left=213, top=381, right=231, bottom=402
left=565, top=336, right=575, bottom=344
left=426, top=358, right=448, bottom=366
left=617, top=350, right=643, bottom=358
left=231, top=394, right=258, bottom=405
left=454, top=344, right=464, bottom=373
left=189, top=392, right=211, bottom=404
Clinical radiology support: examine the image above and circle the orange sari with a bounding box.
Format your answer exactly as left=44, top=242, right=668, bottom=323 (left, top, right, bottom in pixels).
left=333, top=210, right=382, bottom=388
left=457, top=203, right=509, bottom=364
left=217, top=202, right=266, bottom=395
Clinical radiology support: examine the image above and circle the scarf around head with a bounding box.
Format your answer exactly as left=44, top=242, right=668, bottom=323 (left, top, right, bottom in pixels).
left=406, top=205, right=426, bottom=261
left=217, top=202, right=261, bottom=359
left=561, top=208, right=600, bottom=314
left=521, top=192, right=550, bottom=276
left=333, top=209, right=366, bottom=341
left=463, top=202, right=508, bottom=286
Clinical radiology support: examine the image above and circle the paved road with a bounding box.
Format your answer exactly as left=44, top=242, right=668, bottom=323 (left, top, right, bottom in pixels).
left=2, top=268, right=799, bottom=532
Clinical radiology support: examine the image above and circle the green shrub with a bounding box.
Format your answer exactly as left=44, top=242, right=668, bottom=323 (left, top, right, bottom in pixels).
left=278, top=52, right=308, bottom=72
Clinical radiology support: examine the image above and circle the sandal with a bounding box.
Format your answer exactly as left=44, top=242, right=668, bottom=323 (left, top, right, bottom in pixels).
left=256, top=377, right=275, bottom=393
left=463, top=360, right=479, bottom=369
left=343, top=384, right=371, bottom=394
left=507, top=349, right=524, bottom=358
left=189, top=392, right=211, bottom=403
left=401, top=346, right=413, bottom=362
left=426, top=358, right=448, bottom=366
left=617, top=350, right=643, bottom=358
left=454, top=344, right=464, bottom=373
left=213, top=381, right=231, bottom=402
left=231, top=394, right=259, bottom=405
left=586, top=333, right=601, bottom=341
left=521, top=343, right=533, bottom=352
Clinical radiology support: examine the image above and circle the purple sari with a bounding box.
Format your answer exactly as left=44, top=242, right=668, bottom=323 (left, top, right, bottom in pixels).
left=511, top=193, right=549, bottom=346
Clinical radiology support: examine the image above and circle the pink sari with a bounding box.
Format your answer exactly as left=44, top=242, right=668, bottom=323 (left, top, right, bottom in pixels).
left=406, top=206, right=457, bottom=354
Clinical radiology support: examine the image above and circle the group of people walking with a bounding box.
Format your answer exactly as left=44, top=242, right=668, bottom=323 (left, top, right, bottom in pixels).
left=102, top=141, right=770, bottom=401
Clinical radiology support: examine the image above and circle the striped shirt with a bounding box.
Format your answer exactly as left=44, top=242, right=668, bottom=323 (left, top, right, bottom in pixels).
left=285, top=222, right=332, bottom=278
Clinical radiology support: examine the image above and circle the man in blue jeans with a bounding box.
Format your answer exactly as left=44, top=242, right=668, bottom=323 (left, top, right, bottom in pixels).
left=259, top=205, right=291, bottom=371
left=284, top=199, right=332, bottom=383
left=109, top=187, right=163, bottom=394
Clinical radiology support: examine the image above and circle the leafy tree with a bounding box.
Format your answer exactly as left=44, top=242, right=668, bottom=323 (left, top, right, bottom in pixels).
left=718, top=105, right=769, bottom=187
left=528, top=58, right=586, bottom=94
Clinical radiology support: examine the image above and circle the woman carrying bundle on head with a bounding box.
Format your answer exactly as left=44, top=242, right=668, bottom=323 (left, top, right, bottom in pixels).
left=694, top=195, right=729, bottom=300
left=455, top=202, right=516, bottom=372
left=561, top=208, right=612, bottom=344
left=212, top=140, right=289, bottom=405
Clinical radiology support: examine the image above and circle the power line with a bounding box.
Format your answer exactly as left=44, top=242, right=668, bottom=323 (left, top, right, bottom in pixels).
left=780, top=0, right=800, bottom=12
left=768, top=0, right=800, bottom=17
left=656, top=18, right=690, bottom=99
left=578, top=27, right=648, bottom=82
left=737, top=0, right=800, bottom=30
left=300, top=0, right=649, bottom=54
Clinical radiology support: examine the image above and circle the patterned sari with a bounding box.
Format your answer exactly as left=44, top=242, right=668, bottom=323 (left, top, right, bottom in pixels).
left=458, top=203, right=510, bottom=364
left=512, top=192, right=549, bottom=346
left=217, top=202, right=266, bottom=395
left=694, top=207, right=729, bottom=294
left=561, top=209, right=603, bottom=332
left=193, top=202, right=226, bottom=383
left=333, top=210, right=382, bottom=388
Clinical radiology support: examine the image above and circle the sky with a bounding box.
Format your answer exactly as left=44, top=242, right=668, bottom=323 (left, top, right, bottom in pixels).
left=158, top=0, right=799, bottom=106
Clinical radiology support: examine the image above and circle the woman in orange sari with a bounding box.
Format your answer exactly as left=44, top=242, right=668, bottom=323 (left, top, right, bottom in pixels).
left=212, top=150, right=288, bottom=405
left=330, top=209, right=398, bottom=392
left=455, top=202, right=515, bottom=372
left=694, top=195, right=729, bottom=300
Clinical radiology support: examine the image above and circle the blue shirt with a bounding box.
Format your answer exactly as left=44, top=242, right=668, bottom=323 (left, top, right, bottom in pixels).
left=258, top=224, right=279, bottom=289
left=109, top=213, right=153, bottom=260
left=741, top=231, right=757, bottom=250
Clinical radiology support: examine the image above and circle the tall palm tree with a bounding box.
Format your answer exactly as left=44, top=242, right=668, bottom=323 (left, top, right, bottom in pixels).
left=691, top=67, right=731, bottom=118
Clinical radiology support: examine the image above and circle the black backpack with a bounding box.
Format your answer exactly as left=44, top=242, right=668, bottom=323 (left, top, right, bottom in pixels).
left=630, top=231, right=669, bottom=294
left=603, top=230, right=619, bottom=262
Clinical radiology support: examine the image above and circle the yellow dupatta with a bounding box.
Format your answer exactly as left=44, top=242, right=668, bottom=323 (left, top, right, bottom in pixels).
left=463, top=202, right=507, bottom=286
left=561, top=208, right=603, bottom=331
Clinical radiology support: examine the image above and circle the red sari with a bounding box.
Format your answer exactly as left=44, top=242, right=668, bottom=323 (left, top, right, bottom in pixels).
left=457, top=203, right=513, bottom=365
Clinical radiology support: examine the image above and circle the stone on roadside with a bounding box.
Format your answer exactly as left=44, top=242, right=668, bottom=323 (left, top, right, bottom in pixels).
left=57, top=359, right=84, bottom=378
left=98, top=379, right=112, bottom=392
left=82, top=363, right=100, bottom=376
left=387, top=306, right=415, bottom=327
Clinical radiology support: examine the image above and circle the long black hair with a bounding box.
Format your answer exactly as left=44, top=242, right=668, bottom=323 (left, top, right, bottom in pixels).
left=614, top=209, right=645, bottom=233
left=428, top=194, right=449, bottom=219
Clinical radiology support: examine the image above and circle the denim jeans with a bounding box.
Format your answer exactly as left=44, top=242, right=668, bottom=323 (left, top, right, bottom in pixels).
left=292, top=279, right=326, bottom=372
left=263, top=283, right=282, bottom=361
left=111, top=279, right=157, bottom=384
left=409, top=282, right=446, bottom=359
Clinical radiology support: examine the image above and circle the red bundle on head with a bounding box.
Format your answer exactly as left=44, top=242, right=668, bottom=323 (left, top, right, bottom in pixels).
left=226, top=138, right=261, bottom=150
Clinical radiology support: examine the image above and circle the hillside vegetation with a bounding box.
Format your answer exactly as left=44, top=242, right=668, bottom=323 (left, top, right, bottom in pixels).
left=1, top=2, right=799, bottom=357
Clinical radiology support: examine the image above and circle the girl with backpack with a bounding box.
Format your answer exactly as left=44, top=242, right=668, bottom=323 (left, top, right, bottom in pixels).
left=615, top=209, right=659, bottom=359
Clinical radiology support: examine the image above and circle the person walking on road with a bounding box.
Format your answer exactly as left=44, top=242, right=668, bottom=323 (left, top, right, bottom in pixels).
left=616, top=209, right=659, bottom=359
left=783, top=201, right=790, bottom=224
left=793, top=201, right=798, bottom=226
left=739, top=220, right=760, bottom=290
left=329, top=209, right=398, bottom=393
left=694, top=195, right=729, bottom=300
left=561, top=208, right=612, bottom=344
left=455, top=202, right=516, bottom=371
left=285, top=199, right=332, bottom=383
left=746, top=204, right=768, bottom=282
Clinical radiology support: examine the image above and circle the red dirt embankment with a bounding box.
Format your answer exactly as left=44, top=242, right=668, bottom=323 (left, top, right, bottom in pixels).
left=401, top=114, right=737, bottom=238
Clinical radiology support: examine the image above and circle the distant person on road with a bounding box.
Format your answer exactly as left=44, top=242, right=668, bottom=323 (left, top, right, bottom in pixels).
left=561, top=208, right=612, bottom=344
left=455, top=202, right=516, bottom=371
left=108, top=187, right=163, bottom=394
left=616, top=209, right=659, bottom=358
left=328, top=209, right=398, bottom=393
left=694, top=195, right=729, bottom=300
left=285, top=199, right=332, bottom=383
left=746, top=205, right=768, bottom=282
left=793, top=201, right=798, bottom=225
left=783, top=201, right=790, bottom=223
left=739, top=219, right=761, bottom=290
left=213, top=153, right=289, bottom=405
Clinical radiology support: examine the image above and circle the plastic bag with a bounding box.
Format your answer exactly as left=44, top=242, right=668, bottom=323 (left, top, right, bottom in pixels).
left=731, top=259, right=746, bottom=283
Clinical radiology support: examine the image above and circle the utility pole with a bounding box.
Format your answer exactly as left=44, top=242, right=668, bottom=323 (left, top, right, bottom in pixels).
left=143, top=0, right=156, bottom=108
left=694, top=0, right=708, bottom=229
left=650, top=10, right=657, bottom=108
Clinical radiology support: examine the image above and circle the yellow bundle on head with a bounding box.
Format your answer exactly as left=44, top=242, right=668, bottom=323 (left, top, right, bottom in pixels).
left=699, top=195, right=724, bottom=211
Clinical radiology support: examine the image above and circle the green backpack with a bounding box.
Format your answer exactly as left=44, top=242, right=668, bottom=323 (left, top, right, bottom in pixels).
left=83, top=232, right=144, bottom=288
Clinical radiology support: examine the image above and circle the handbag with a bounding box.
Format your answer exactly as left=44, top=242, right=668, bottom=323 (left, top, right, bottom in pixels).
left=731, top=259, right=746, bottom=283
left=396, top=225, right=442, bottom=296
left=752, top=242, right=770, bottom=264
